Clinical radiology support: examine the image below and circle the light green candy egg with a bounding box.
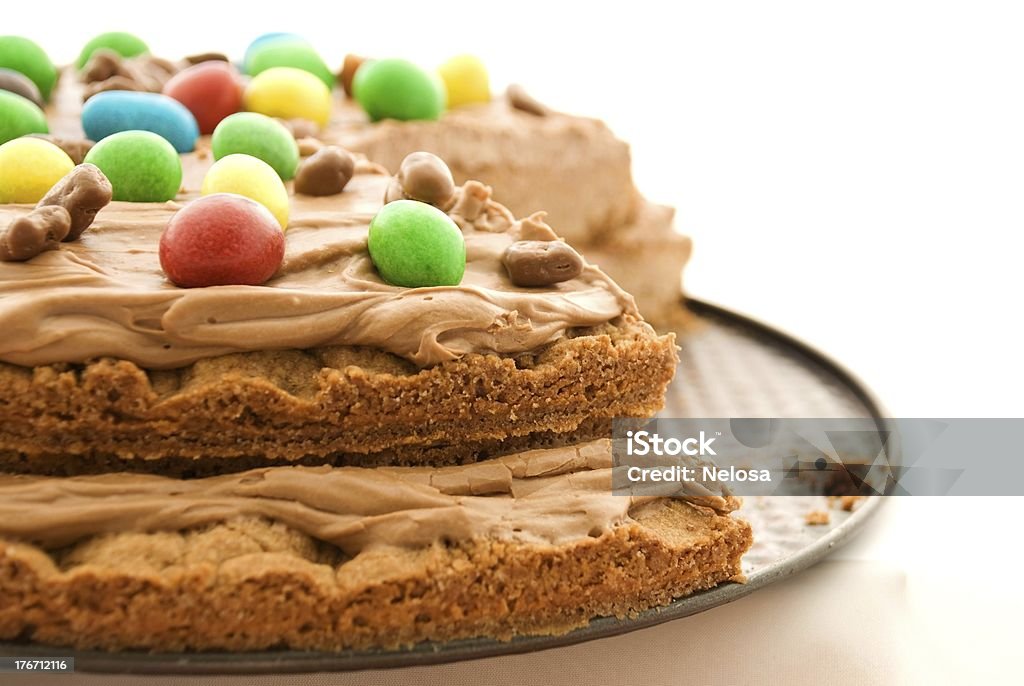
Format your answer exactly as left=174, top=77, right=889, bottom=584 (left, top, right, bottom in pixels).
left=368, top=199, right=465, bottom=287
left=353, top=58, right=446, bottom=122
left=0, top=90, right=48, bottom=144
left=84, top=130, right=181, bottom=202
left=76, top=32, right=149, bottom=69
left=0, top=36, right=57, bottom=101
left=245, top=37, right=334, bottom=90
left=211, top=112, right=299, bottom=181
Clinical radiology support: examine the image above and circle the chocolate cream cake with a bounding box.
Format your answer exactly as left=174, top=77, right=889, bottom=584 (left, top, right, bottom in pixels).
left=0, top=40, right=749, bottom=653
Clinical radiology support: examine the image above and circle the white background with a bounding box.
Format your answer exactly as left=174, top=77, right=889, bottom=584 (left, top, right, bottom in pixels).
left=6, top=1, right=1022, bottom=683
left=10, top=0, right=1021, bottom=417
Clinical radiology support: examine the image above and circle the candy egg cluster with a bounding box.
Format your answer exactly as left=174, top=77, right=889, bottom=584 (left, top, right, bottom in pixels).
left=0, top=32, right=508, bottom=293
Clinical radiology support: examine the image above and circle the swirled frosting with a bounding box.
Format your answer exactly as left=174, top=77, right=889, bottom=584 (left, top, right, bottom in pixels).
left=0, top=440, right=737, bottom=553
left=0, top=154, right=638, bottom=369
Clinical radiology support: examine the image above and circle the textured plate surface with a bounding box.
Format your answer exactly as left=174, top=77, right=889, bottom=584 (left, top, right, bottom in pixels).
left=0, top=299, right=892, bottom=674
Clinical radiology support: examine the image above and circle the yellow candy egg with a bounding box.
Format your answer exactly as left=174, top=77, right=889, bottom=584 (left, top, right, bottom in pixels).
left=0, top=137, right=74, bottom=203
left=201, top=153, right=290, bottom=229
left=438, top=55, right=490, bottom=109
left=243, top=66, right=331, bottom=128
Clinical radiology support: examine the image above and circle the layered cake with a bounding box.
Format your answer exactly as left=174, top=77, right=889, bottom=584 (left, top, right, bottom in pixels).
left=0, top=33, right=749, bottom=652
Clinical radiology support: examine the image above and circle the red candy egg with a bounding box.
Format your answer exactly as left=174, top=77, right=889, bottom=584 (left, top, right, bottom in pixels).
left=163, top=61, right=243, bottom=135
left=159, top=193, right=284, bottom=288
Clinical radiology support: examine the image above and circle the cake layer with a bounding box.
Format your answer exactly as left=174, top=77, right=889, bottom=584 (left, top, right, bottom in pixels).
left=0, top=504, right=750, bottom=651
left=325, top=95, right=640, bottom=246
left=0, top=439, right=750, bottom=650
left=0, top=319, right=675, bottom=473
left=0, top=440, right=738, bottom=551
left=0, top=161, right=637, bottom=370
left=1, top=129, right=677, bottom=472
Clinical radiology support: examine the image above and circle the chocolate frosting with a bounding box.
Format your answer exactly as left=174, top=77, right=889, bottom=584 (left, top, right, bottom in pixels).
left=0, top=154, right=638, bottom=369
left=0, top=440, right=737, bottom=553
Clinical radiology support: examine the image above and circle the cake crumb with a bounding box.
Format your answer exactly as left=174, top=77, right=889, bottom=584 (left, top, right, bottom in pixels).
left=805, top=510, right=830, bottom=526
left=829, top=495, right=864, bottom=512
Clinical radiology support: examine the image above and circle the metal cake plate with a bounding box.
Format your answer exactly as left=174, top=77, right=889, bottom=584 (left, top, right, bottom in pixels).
left=0, top=299, right=893, bottom=674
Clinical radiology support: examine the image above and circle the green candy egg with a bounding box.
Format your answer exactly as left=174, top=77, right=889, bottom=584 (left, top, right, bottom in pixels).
left=0, top=36, right=58, bottom=101
left=76, top=32, right=149, bottom=70
left=0, top=90, right=48, bottom=144
left=83, top=130, right=181, bottom=202
left=368, top=199, right=465, bottom=287
left=211, top=112, right=299, bottom=181
left=353, top=59, right=446, bottom=122
left=245, top=38, right=334, bottom=90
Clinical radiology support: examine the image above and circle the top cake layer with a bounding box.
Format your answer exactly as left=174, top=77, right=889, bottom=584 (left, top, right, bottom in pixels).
left=325, top=93, right=640, bottom=245
left=1, top=60, right=677, bottom=473
left=0, top=155, right=637, bottom=370
left=31, top=57, right=684, bottom=326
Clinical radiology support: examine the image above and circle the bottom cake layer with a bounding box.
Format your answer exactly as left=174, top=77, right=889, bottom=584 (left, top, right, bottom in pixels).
left=0, top=441, right=751, bottom=652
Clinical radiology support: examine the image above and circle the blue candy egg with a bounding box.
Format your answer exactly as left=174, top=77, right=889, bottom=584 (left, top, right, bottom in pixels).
left=81, top=91, right=199, bottom=153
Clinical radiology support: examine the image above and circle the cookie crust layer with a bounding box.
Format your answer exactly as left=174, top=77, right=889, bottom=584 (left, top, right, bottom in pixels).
left=0, top=319, right=676, bottom=475
left=0, top=499, right=750, bottom=652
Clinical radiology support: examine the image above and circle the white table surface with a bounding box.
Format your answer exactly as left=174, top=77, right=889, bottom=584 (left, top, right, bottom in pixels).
left=6, top=1, right=1021, bottom=683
